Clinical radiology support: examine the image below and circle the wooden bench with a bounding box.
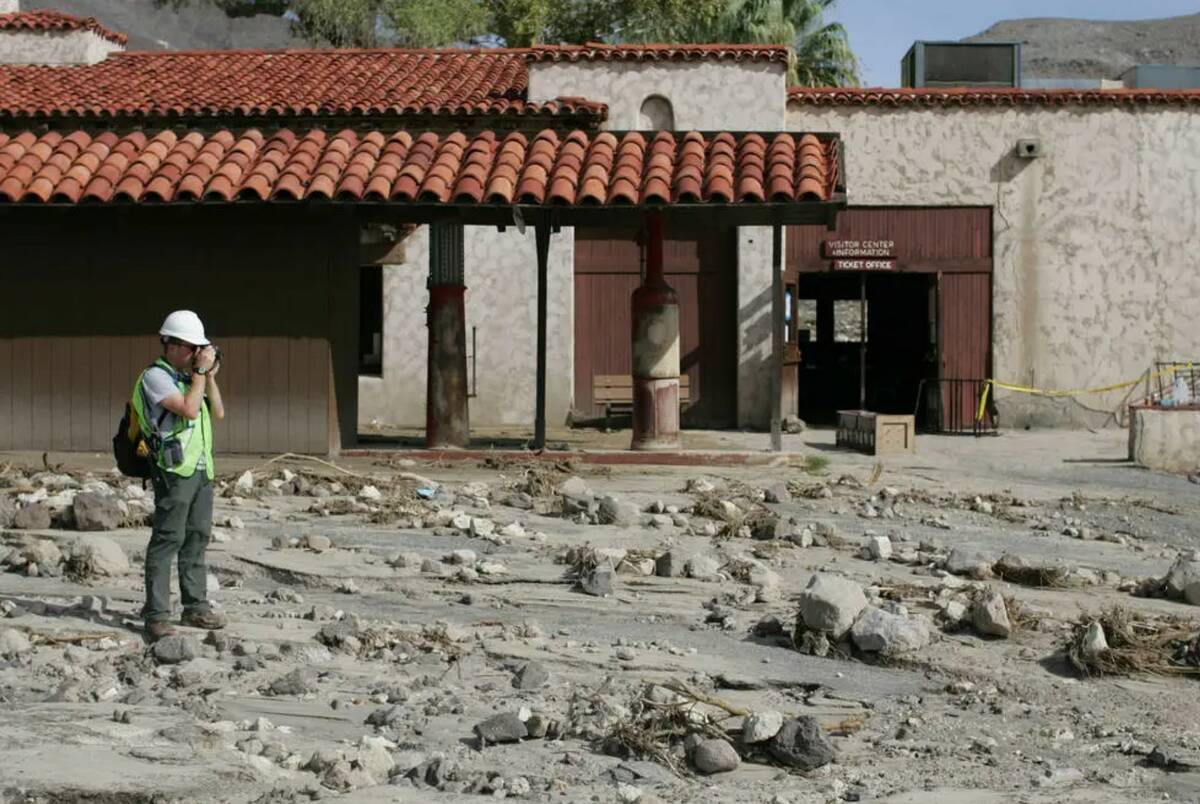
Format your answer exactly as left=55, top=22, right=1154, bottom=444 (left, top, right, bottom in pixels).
left=594, top=374, right=691, bottom=431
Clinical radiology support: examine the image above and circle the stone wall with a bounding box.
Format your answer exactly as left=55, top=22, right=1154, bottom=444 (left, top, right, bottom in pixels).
left=788, top=102, right=1200, bottom=426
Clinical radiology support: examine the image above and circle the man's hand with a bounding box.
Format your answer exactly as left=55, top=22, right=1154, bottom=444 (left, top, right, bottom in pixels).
left=194, top=346, right=217, bottom=373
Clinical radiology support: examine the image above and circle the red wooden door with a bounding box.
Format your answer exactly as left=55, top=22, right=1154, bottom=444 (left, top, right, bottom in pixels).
left=937, top=272, right=992, bottom=431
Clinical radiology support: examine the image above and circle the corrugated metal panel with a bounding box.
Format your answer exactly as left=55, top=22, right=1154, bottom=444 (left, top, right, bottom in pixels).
left=789, top=207, right=992, bottom=271
left=938, top=272, right=992, bottom=429
left=574, top=227, right=737, bottom=426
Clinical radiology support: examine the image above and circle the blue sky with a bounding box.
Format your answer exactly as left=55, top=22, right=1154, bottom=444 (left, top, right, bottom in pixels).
left=826, top=0, right=1200, bottom=86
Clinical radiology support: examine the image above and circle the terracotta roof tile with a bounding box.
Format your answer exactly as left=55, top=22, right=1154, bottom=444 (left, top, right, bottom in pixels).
left=0, top=10, right=127, bottom=46
left=0, top=128, right=840, bottom=207
left=788, top=86, right=1200, bottom=108
left=526, top=43, right=788, bottom=64
left=0, top=49, right=605, bottom=122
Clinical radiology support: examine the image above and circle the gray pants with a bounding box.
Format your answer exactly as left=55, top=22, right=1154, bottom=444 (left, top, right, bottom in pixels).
left=143, top=469, right=212, bottom=624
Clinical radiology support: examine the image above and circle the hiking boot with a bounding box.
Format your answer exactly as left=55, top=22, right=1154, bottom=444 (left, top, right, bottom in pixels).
left=144, top=620, right=177, bottom=642
left=181, top=609, right=227, bottom=630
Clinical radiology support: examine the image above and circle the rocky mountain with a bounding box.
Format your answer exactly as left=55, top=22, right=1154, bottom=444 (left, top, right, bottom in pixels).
left=42, top=0, right=302, bottom=51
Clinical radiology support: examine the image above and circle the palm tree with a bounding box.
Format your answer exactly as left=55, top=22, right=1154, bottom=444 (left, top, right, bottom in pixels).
left=695, top=0, right=860, bottom=87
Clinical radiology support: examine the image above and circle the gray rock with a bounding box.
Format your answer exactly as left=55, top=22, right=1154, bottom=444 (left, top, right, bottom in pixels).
left=72, top=493, right=124, bottom=531
left=686, top=555, right=721, bottom=581
left=599, top=495, right=641, bottom=527
left=763, top=482, right=792, bottom=504
left=867, top=535, right=893, bottom=560
left=269, top=667, right=319, bottom=696
left=557, top=476, right=591, bottom=498
left=972, top=591, right=1012, bottom=638
left=945, top=548, right=994, bottom=579
left=70, top=536, right=129, bottom=576
left=305, top=534, right=332, bottom=552
left=850, top=607, right=931, bottom=654
left=1079, top=622, right=1109, bottom=657
left=783, top=415, right=806, bottom=434
left=655, top=550, right=689, bottom=578
left=797, top=574, right=867, bottom=639
left=580, top=564, right=615, bottom=597
left=22, top=539, right=62, bottom=568
left=692, top=738, right=740, bottom=774
left=767, top=717, right=836, bottom=771
left=151, top=635, right=200, bottom=665
left=743, top=710, right=784, bottom=743
left=1164, top=556, right=1200, bottom=601
left=474, top=712, right=527, bottom=744
left=513, top=661, right=550, bottom=690
left=13, top=504, right=52, bottom=530
left=365, top=705, right=406, bottom=728
left=0, top=495, right=16, bottom=528
left=0, top=628, right=33, bottom=655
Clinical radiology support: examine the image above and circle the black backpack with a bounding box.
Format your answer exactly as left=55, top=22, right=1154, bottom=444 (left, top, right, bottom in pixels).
left=112, top=366, right=166, bottom=479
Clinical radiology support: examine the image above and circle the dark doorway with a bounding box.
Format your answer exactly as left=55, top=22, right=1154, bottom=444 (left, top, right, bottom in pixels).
left=358, top=265, right=383, bottom=376
left=794, top=272, right=936, bottom=425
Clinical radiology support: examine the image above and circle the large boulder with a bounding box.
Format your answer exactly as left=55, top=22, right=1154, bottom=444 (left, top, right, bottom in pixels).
left=850, top=607, right=931, bottom=654
left=1164, top=556, right=1200, bottom=602
left=692, top=738, right=740, bottom=774
left=71, top=493, right=125, bottom=531
left=70, top=536, right=129, bottom=576
left=944, top=548, right=994, bottom=579
left=972, top=591, right=1012, bottom=638
left=796, top=574, right=867, bottom=639
left=12, top=504, right=51, bottom=531
left=598, top=495, right=640, bottom=527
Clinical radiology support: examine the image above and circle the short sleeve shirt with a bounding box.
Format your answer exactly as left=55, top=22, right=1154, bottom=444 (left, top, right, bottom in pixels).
left=141, top=366, right=207, bottom=470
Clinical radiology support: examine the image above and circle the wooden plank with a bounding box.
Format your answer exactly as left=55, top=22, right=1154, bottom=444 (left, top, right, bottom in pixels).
left=309, top=338, right=329, bottom=454
left=246, top=338, right=271, bottom=453
left=0, top=338, right=11, bottom=449
left=69, top=337, right=91, bottom=450
left=10, top=339, right=33, bottom=450
left=109, top=337, right=132, bottom=452
left=89, top=339, right=111, bottom=452
left=31, top=339, right=54, bottom=451
left=288, top=337, right=309, bottom=452
left=49, top=338, right=73, bottom=451
left=268, top=337, right=290, bottom=453
left=221, top=336, right=250, bottom=453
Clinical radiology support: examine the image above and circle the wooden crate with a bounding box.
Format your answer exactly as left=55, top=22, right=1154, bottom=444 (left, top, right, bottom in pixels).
left=836, top=410, right=916, bottom=455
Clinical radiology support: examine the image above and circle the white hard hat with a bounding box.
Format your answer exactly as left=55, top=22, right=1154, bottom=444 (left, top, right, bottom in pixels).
left=158, top=310, right=210, bottom=346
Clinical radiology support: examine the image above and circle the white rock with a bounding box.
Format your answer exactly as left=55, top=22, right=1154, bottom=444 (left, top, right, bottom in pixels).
left=742, top=710, right=784, bottom=743
left=0, top=628, right=33, bottom=655
left=70, top=536, right=129, bottom=576
left=470, top=518, right=496, bottom=538
left=686, top=555, right=721, bottom=581
left=234, top=471, right=254, bottom=495
left=207, top=574, right=220, bottom=593
left=499, top=522, right=525, bottom=539
left=867, top=535, right=893, bottom=560
left=1079, top=622, right=1109, bottom=657
left=358, top=485, right=382, bottom=502
left=972, top=591, right=1012, bottom=638
left=797, top=574, right=868, bottom=639
left=448, top=549, right=477, bottom=565
left=850, top=607, right=931, bottom=654
left=476, top=560, right=508, bottom=576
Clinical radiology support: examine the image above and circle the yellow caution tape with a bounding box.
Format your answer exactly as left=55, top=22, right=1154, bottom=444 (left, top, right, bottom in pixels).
left=975, top=365, right=1191, bottom=423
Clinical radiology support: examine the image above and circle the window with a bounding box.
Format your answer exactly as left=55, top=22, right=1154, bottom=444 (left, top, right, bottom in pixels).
left=834, top=299, right=868, bottom=343
left=794, top=298, right=817, bottom=344
left=359, top=266, right=383, bottom=376
left=638, top=95, right=674, bottom=130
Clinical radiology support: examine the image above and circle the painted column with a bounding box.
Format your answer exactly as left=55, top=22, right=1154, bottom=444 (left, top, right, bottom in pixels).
left=630, top=214, right=681, bottom=450
left=425, top=221, right=469, bottom=447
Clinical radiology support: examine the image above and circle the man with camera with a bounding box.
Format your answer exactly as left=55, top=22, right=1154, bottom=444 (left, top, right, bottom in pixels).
left=135, top=310, right=226, bottom=641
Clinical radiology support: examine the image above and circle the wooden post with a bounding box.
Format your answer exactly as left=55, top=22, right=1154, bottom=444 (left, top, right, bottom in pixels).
left=770, top=223, right=783, bottom=452
left=532, top=218, right=551, bottom=450
left=859, top=273, right=867, bottom=411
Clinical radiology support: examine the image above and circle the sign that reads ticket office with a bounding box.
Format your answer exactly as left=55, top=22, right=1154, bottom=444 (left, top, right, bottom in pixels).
left=832, top=258, right=897, bottom=271
left=823, top=239, right=896, bottom=259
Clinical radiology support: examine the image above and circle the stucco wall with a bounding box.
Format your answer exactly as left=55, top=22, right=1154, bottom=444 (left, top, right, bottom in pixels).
left=0, top=30, right=122, bottom=65
left=788, top=103, right=1200, bottom=426
left=359, top=225, right=574, bottom=431
left=527, top=60, right=785, bottom=130
left=1129, top=407, right=1200, bottom=474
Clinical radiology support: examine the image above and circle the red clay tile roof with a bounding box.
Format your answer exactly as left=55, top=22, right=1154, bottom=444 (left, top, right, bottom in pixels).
left=0, top=9, right=127, bottom=46
left=527, top=43, right=789, bottom=64
left=0, top=127, right=839, bottom=205
left=788, top=86, right=1200, bottom=108
left=0, top=49, right=605, bottom=122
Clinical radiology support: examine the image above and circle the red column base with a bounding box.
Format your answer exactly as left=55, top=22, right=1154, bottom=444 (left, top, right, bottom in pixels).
left=631, top=377, right=680, bottom=450
left=426, top=284, right=469, bottom=448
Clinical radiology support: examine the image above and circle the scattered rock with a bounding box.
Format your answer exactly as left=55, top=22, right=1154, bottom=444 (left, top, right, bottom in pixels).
left=1164, top=555, right=1200, bottom=602
left=764, top=482, right=792, bottom=504
left=797, top=574, right=868, bottom=639
left=0, top=628, right=32, bottom=655
left=945, top=548, right=994, bottom=579
left=358, top=485, right=382, bottom=502
left=0, top=495, right=15, bottom=528
left=783, top=415, right=806, bottom=434
left=234, top=471, right=254, bottom=496
left=599, top=495, right=641, bottom=527
left=269, top=667, right=319, bottom=696
left=513, top=661, right=550, bottom=690
left=972, top=591, right=1012, bottom=638
left=580, top=564, right=615, bottom=597
left=850, top=607, right=931, bottom=654
left=686, top=555, right=721, bottom=581
left=692, top=738, right=740, bottom=774
left=767, top=717, right=836, bottom=771
left=474, top=712, right=527, bottom=744
left=655, top=551, right=689, bottom=578
left=13, top=504, right=52, bottom=530
left=866, top=535, right=892, bottom=561
left=1079, top=622, right=1109, bottom=658
left=305, top=535, right=332, bottom=552
left=557, top=477, right=591, bottom=498
left=71, top=493, right=125, bottom=531
left=69, top=536, right=129, bottom=576
left=151, top=635, right=200, bottom=665
left=743, top=711, right=784, bottom=744
left=448, top=549, right=477, bottom=565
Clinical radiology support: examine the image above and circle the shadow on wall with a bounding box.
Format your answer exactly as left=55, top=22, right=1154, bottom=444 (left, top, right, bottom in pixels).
left=989, top=148, right=1036, bottom=185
